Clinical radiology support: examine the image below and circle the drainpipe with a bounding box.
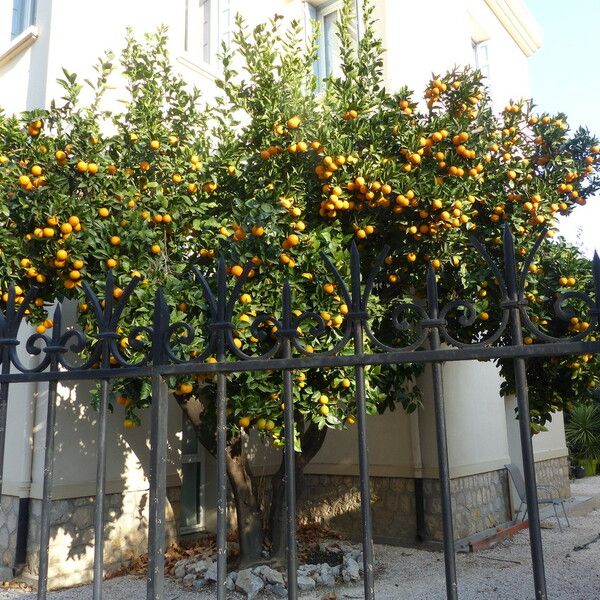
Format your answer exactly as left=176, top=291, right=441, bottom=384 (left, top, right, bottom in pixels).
left=409, top=410, right=426, bottom=541
left=10, top=324, right=43, bottom=576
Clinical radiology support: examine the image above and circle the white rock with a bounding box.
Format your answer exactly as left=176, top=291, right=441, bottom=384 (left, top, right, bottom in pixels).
left=182, top=573, right=196, bottom=587
left=297, top=575, right=316, bottom=591
left=226, top=572, right=237, bottom=591
left=204, top=561, right=218, bottom=582
left=236, top=568, right=265, bottom=600
left=342, top=557, right=361, bottom=582
left=253, top=565, right=285, bottom=585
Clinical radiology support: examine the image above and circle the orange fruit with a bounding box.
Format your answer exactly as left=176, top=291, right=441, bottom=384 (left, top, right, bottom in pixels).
left=287, top=116, right=301, bottom=129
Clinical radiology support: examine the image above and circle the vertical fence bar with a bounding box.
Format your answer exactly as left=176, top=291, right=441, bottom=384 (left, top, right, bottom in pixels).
left=503, top=228, right=547, bottom=600
left=92, top=377, right=109, bottom=600
left=215, top=369, right=228, bottom=600
left=282, top=282, right=298, bottom=599
left=349, top=246, right=375, bottom=600
left=427, top=267, right=458, bottom=600
left=0, top=361, right=11, bottom=500
left=147, top=290, right=170, bottom=600
left=37, top=379, right=57, bottom=600
left=215, top=259, right=228, bottom=600
left=147, top=374, right=169, bottom=600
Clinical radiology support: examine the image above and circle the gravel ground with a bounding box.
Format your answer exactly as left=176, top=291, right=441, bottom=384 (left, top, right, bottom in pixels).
left=570, top=474, right=600, bottom=498
left=3, top=499, right=600, bottom=599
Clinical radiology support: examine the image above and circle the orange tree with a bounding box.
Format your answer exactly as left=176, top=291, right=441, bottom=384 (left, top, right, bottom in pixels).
left=0, top=0, right=599, bottom=564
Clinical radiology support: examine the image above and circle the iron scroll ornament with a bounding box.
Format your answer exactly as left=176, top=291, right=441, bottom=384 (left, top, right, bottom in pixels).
left=0, top=224, right=599, bottom=373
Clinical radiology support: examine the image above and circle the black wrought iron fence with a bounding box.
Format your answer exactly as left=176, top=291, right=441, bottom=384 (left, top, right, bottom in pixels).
left=0, top=224, right=598, bottom=600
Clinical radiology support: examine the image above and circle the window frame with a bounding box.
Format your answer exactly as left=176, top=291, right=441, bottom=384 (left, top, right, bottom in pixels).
left=307, top=0, right=360, bottom=84
left=184, top=0, right=230, bottom=70
left=179, top=413, right=206, bottom=534
left=11, top=0, right=37, bottom=41
left=472, top=39, right=491, bottom=80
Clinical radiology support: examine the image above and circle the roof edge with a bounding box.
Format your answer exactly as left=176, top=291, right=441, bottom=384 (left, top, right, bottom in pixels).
left=484, top=0, right=543, bottom=57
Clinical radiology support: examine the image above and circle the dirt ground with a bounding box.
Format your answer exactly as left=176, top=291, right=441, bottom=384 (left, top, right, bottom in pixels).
left=2, top=477, right=599, bottom=599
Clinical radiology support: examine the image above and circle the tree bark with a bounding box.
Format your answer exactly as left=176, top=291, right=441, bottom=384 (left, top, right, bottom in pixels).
left=268, top=421, right=328, bottom=562
left=226, top=433, right=265, bottom=568
left=176, top=394, right=327, bottom=567
left=177, top=393, right=264, bottom=567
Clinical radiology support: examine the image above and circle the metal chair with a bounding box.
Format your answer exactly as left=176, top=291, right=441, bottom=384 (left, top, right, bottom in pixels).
left=505, top=463, right=571, bottom=531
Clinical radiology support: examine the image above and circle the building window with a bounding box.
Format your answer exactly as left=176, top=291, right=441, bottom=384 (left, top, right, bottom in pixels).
left=472, top=40, right=490, bottom=80
left=180, top=414, right=204, bottom=533
left=308, top=1, right=359, bottom=82
left=185, top=0, right=230, bottom=66
left=11, top=0, right=36, bottom=40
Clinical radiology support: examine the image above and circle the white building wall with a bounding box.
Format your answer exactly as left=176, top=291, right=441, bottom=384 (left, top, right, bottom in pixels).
left=1, top=0, right=557, bottom=536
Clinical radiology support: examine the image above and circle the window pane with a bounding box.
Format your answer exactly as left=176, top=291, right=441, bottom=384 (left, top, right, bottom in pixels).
left=181, top=462, right=202, bottom=529
left=219, top=0, right=231, bottom=51
left=186, top=0, right=212, bottom=64
left=323, top=9, right=340, bottom=77
left=473, top=41, right=490, bottom=79
left=202, top=0, right=211, bottom=64
left=11, top=0, right=25, bottom=39
left=320, top=5, right=358, bottom=80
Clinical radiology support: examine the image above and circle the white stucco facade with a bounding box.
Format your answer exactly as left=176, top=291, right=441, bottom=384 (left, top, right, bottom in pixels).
left=0, top=0, right=567, bottom=580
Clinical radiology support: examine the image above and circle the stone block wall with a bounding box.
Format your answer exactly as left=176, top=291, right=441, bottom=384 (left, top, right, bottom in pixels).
left=298, top=475, right=417, bottom=545
left=535, top=456, right=570, bottom=499
left=423, top=469, right=511, bottom=541
left=22, top=486, right=180, bottom=589
left=0, top=495, right=20, bottom=577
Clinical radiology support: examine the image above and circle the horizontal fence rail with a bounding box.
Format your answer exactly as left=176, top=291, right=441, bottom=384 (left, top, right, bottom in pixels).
left=0, top=224, right=596, bottom=600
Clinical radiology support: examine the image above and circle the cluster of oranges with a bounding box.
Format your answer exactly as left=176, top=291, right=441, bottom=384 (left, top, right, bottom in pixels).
left=22, top=216, right=84, bottom=290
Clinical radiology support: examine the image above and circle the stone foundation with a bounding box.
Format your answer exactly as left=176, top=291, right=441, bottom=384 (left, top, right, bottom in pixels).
left=21, top=486, right=180, bottom=589
left=423, top=469, right=511, bottom=541
left=299, top=475, right=416, bottom=545
left=535, top=455, right=570, bottom=499
left=0, top=495, right=21, bottom=576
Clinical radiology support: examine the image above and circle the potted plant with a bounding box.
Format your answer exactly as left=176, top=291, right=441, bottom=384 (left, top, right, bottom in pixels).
left=565, top=403, right=600, bottom=477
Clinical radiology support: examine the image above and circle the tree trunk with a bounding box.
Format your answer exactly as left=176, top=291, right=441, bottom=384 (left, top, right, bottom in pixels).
left=226, top=433, right=265, bottom=568
left=268, top=421, right=328, bottom=562
left=177, top=394, right=264, bottom=567
left=176, top=395, right=327, bottom=567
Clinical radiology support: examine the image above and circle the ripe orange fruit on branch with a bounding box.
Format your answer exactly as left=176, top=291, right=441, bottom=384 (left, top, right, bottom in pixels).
left=287, top=116, right=301, bottom=129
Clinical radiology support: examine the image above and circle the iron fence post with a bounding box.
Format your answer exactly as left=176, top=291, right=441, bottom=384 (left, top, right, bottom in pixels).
left=92, top=378, right=109, bottom=600
left=37, top=377, right=57, bottom=600
left=503, top=227, right=547, bottom=600
left=282, top=281, right=298, bottom=599
left=426, top=266, right=458, bottom=600
left=215, top=258, right=228, bottom=600
left=147, top=290, right=170, bottom=600
left=349, top=245, right=375, bottom=600
left=93, top=293, right=113, bottom=600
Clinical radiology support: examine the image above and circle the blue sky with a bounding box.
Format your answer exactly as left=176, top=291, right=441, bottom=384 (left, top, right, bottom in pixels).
left=525, top=0, right=600, bottom=255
